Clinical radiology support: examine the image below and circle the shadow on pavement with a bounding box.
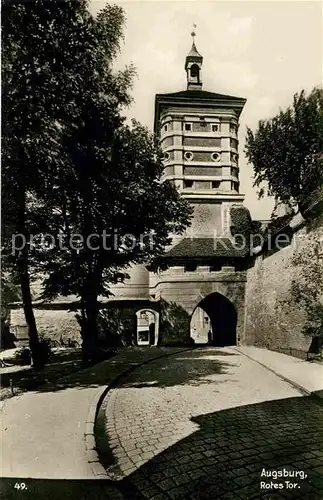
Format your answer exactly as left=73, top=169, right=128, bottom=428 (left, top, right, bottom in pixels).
left=3, top=348, right=237, bottom=394
left=117, top=395, right=323, bottom=499
left=0, top=348, right=102, bottom=396
left=1, top=396, right=323, bottom=499
left=115, top=348, right=238, bottom=389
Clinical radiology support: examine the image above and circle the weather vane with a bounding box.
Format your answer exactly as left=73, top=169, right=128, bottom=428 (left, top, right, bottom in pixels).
left=191, top=23, right=197, bottom=38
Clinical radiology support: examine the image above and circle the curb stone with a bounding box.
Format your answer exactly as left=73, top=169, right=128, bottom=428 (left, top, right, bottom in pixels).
left=85, top=387, right=109, bottom=476
left=233, top=346, right=323, bottom=399
left=84, top=348, right=192, bottom=478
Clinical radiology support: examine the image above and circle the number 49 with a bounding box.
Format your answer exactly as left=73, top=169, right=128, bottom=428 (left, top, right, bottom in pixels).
left=14, top=483, right=27, bottom=490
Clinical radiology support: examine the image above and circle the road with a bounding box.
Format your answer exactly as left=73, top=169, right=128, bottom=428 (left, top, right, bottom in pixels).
left=1, top=347, right=322, bottom=500
left=103, top=347, right=323, bottom=499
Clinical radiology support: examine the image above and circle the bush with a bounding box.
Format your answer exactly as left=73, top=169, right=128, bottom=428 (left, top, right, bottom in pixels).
left=19, top=347, right=31, bottom=365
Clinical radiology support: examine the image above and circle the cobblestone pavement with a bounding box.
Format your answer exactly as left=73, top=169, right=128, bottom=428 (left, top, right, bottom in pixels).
left=103, top=347, right=323, bottom=499
left=0, top=348, right=189, bottom=500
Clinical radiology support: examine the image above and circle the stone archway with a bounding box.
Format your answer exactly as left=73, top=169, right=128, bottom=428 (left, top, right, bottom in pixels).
left=135, top=309, right=159, bottom=346
left=190, top=292, right=237, bottom=347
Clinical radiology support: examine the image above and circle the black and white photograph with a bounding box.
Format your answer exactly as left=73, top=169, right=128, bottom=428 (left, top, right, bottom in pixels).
left=1, top=0, right=323, bottom=499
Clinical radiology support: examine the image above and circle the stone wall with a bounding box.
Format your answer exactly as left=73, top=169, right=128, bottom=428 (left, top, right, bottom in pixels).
left=189, top=202, right=223, bottom=235
left=183, top=137, right=221, bottom=148
left=9, top=210, right=321, bottom=354
left=159, top=299, right=191, bottom=346
left=153, top=268, right=247, bottom=346
left=244, top=213, right=323, bottom=359
left=10, top=308, right=80, bottom=345
left=184, top=166, right=222, bottom=176
left=9, top=301, right=160, bottom=347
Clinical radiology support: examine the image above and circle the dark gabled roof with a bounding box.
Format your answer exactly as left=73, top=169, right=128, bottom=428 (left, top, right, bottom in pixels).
left=163, top=238, right=247, bottom=259
left=157, top=89, right=245, bottom=102
left=154, top=90, right=246, bottom=132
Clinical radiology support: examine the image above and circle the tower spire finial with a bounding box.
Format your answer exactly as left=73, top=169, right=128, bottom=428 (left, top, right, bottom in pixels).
left=185, top=23, right=203, bottom=90
left=191, top=23, right=197, bottom=43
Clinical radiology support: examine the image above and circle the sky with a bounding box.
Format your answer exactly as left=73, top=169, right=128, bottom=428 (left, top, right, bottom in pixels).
left=89, top=0, right=322, bottom=219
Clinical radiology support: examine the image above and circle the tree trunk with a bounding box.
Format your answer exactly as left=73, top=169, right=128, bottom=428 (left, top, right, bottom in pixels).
left=19, top=257, right=43, bottom=367
left=16, top=185, right=42, bottom=367
left=81, top=292, right=100, bottom=363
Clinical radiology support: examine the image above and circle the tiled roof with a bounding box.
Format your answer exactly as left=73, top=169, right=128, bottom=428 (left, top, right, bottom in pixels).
left=163, top=238, right=247, bottom=259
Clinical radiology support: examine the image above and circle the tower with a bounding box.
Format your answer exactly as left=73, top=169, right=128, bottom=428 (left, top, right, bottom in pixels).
left=154, top=31, right=246, bottom=239
left=152, top=30, right=248, bottom=346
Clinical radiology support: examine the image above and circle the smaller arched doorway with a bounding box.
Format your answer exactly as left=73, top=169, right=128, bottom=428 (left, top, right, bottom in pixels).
left=136, top=309, right=159, bottom=346
left=190, top=292, right=237, bottom=347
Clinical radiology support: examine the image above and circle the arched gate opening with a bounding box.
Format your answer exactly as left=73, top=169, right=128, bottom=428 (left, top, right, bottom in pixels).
left=190, top=292, right=237, bottom=347
left=136, top=309, right=159, bottom=346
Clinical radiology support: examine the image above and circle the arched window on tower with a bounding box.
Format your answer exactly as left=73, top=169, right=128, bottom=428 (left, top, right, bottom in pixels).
left=190, top=64, right=200, bottom=82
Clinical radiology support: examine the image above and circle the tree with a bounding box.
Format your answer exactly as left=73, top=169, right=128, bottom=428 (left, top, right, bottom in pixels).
left=0, top=272, right=21, bottom=321
left=1, top=0, right=134, bottom=365
left=2, top=0, right=136, bottom=364
left=97, top=308, right=136, bottom=347
left=40, top=120, right=192, bottom=360
left=2, top=0, right=192, bottom=362
left=245, top=88, right=323, bottom=211
left=230, top=205, right=263, bottom=254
